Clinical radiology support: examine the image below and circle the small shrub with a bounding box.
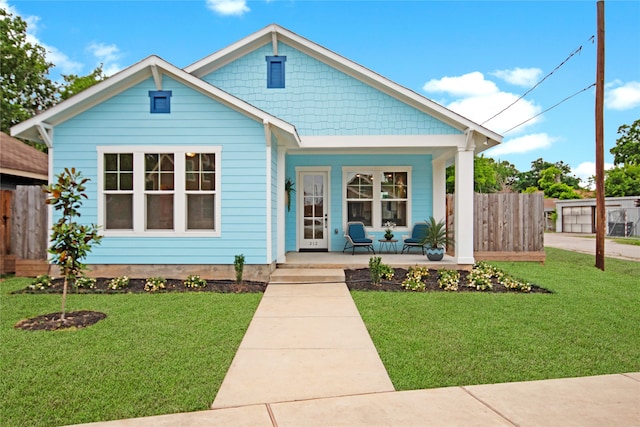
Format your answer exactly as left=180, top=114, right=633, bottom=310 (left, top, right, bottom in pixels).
left=28, top=275, right=52, bottom=291
left=76, top=276, right=96, bottom=289
left=500, top=275, right=532, bottom=293
left=401, top=265, right=430, bottom=291
left=234, top=254, right=245, bottom=284
left=108, top=276, right=130, bottom=290
left=369, top=256, right=394, bottom=286
left=184, top=274, right=207, bottom=288
left=144, top=277, right=166, bottom=292
left=437, top=269, right=460, bottom=291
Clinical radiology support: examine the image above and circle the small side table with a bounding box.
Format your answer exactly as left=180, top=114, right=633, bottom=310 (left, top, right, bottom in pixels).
left=378, top=239, right=398, bottom=254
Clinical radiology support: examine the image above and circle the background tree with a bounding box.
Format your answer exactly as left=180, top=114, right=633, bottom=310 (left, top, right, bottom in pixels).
left=0, top=8, right=57, bottom=135
left=58, top=65, right=107, bottom=101
left=446, top=155, right=519, bottom=193
left=610, top=119, right=640, bottom=166
left=538, top=166, right=581, bottom=199
left=44, top=168, right=102, bottom=321
left=605, top=119, right=640, bottom=196
left=513, top=158, right=581, bottom=192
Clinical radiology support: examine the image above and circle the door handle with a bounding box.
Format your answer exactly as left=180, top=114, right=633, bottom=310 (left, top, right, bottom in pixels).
left=324, top=214, right=328, bottom=228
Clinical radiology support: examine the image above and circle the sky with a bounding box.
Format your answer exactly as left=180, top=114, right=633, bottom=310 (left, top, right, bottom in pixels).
left=3, top=0, right=640, bottom=186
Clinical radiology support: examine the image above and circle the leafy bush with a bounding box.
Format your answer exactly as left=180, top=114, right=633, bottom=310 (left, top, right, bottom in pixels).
left=369, top=256, right=394, bottom=286
left=76, top=276, right=96, bottom=289
left=28, top=275, right=52, bottom=290
left=467, top=263, right=493, bottom=291
left=144, top=277, right=166, bottom=293
left=108, top=276, right=130, bottom=290
left=401, top=266, right=429, bottom=291
left=184, top=274, right=207, bottom=288
left=437, top=269, right=460, bottom=291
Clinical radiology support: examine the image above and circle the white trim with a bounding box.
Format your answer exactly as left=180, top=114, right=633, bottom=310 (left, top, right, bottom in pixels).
left=97, top=145, right=222, bottom=237
left=36, top=124, right=53, bottom=148
left=277, top=146, right=286, bottom=263
left=432, top=158, right=446, bottom=222
left=295, top=166, right=331, bottom=251
left=265, top=145, right=272, bottom=263
left=271, top=31, right=278, bottom=56
left=150, top=64, right=163, bottom=90
left=0, top=167, right=48, bottom=181
left=341, top=166, right=412, bottom=233
left=300, top=134, right=464, bottom=149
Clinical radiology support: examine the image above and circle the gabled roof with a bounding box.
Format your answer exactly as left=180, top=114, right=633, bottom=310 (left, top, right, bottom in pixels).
left=185, top=24, right=502, bottom=149
left=11, top=55, right=301, bottom=147
left=0, top=132, right=48, bottom=180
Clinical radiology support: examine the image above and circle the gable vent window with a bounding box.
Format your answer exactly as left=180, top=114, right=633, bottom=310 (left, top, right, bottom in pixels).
left=266, top=56, right=286, bottom=89
left=149, top=90, right=172, bottom=114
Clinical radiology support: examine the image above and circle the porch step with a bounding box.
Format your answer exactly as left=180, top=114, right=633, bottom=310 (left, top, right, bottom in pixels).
left=269, top=268, right=345, bottom=284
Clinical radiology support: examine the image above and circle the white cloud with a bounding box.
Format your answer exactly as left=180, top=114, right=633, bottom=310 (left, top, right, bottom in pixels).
left=491, top=67, right=542, bottom=87
left=486, top=133, right=557, bottom=156
left=423, top=72, right=498, bottom=97
left=87, top=42, right=122, bottom=76
left=206, top=0, right=249, bottom=16
left=424, top=72, right=542, bottom=134
left=0, top=0, right=17, bottom=15
left=605, top=80, right=640, bottom=110
left=574, top=161, right=614, bottom=189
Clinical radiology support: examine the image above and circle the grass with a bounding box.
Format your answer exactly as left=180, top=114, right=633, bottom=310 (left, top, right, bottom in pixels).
left=611, top=237, right=640, bottom=246
left=0, top=279, right=261, bottom=427
left=352, top=247, right=640, bottom=390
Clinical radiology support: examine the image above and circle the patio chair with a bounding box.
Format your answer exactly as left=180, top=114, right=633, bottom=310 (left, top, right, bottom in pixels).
left=343, top=221, right=376, bottom=255
left=401, top=222, right=429, bottom=254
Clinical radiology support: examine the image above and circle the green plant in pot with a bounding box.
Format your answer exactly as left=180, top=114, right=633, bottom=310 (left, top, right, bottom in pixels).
left=419, top=216, right=452, bottom=261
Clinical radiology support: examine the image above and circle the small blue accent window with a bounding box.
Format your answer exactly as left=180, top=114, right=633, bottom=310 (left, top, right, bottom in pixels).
left=266, top=56, right=286, bottom=89
left=149, top=90, right=172, bottom=114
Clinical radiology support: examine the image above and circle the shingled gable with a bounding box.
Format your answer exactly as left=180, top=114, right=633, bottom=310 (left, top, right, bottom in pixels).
left=184, top=23, right=502, bottom=151
left=10, top=55, right=301, bottom=147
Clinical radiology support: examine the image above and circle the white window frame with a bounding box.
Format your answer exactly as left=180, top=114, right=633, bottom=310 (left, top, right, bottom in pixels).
left=342, top=166, right=411, bottom=232
left=98, top=146, right=222, bottom=237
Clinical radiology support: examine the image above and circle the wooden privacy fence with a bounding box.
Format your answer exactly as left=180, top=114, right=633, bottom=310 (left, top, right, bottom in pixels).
left=7, top=186, right=49, bottom=276
left=447, top=192, right=545, bottom=262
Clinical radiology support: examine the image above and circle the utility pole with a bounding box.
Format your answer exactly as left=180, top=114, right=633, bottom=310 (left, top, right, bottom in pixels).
left=595, top=0, right=605, bottom=270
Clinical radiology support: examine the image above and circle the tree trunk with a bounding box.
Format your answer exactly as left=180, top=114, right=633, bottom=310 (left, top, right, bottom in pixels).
left=61, top=276, right=68, bottom=321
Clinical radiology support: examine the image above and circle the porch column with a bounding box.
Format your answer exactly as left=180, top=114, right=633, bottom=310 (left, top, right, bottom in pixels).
left=276, top=146, right=287, bottom=263
left=432, top=157, right=446, bottom=222
left=454, top=147, right=475, bottom=264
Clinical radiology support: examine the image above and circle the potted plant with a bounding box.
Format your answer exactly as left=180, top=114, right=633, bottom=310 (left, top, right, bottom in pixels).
left=419, top=216, right=452, bottom=261
left=383, top=221, right=395, bottom=240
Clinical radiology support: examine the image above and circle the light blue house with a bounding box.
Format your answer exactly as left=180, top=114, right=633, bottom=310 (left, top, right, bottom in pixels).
left=11, top=24, right=502, bottom=280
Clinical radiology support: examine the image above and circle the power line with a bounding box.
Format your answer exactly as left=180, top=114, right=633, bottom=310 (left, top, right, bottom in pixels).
left=481, top=35, right=595, bottom=126
left=502, top=83, right=596, bottom=134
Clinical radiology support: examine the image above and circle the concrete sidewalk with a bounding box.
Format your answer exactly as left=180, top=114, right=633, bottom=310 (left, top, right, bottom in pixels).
left=67, top=270, right=640, bottom=426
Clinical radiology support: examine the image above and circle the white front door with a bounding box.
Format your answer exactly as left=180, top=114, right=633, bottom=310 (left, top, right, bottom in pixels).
left=299, top=171, right=329, bottom=251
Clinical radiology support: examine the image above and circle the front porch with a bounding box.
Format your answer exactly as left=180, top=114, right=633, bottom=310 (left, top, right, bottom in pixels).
left=278, top=251, right=471, bottom=271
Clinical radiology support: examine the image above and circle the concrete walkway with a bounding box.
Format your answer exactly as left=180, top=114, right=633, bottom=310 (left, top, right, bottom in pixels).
left=211, top=268, right=395, bottom=408
left=545, top=232, right=640, bottom=261
left=67, top=269, right=640, bottom=426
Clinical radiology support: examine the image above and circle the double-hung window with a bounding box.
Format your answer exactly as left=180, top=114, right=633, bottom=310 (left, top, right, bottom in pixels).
left=99, top=147, right=221, bottom=236
left=344, top=167, right=410, bottom=230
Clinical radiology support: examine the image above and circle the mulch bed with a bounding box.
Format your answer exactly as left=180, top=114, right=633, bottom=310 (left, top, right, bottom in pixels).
left=15, top=277, right=268, bottom=294
left=13, top=278, right=268, bottom=332
left=14, top=310, right=107, bottom=331
left=345, top=268, right=551, bottom=293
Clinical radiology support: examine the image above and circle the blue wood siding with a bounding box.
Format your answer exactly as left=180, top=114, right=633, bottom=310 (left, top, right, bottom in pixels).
left=285, top=154, right=433, bottom=252
left=203, top=43, right=461, bottom=137
left=53, top=76, right=269, bottom=265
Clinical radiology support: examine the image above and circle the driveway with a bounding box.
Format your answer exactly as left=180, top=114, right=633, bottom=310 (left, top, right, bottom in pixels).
left=544, top=233, right=640, bottom=262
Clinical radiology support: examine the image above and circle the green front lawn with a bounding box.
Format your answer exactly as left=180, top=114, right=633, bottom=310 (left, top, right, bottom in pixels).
left=0, top=279, right=261, bottom=427
left=353, top=247, right=640, bottom=390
